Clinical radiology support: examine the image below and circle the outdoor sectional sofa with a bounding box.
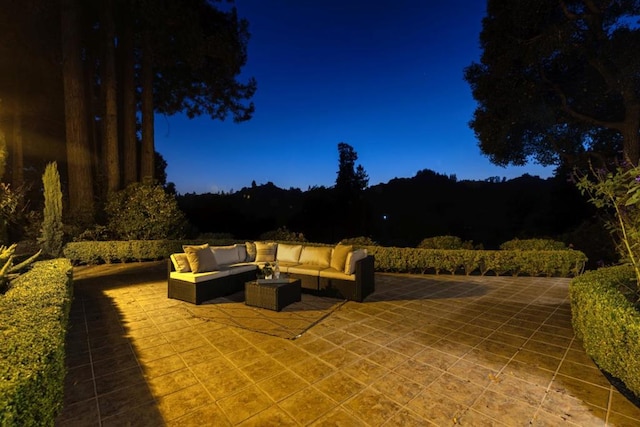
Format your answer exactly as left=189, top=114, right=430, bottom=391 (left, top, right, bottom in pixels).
left=167, top=242, right=375, bottom=304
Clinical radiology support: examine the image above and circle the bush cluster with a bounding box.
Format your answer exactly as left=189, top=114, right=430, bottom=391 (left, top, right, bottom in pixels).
left=499, top=238, right=567, bottom=251
left=417, top=235, right=473, bottom=250
left=570, top=265, right=640, bottom=396
left=259, top=227, right=306, bottom=242
left=0, top=259, right=73, bottom=425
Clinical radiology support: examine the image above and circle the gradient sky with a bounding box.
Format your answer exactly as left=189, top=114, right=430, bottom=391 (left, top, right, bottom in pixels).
left=154, top=0, right=554, bottom=195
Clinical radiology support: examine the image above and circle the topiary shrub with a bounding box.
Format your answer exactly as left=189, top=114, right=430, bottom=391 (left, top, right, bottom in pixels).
left=499, top=238, right=567, bottom=251
left=339, top=236, right=377, bottom=246
left=105, top=183, right=188, bottom=240
left=38, top=162, right=64, bottom=257
left=417, top=235, right=473, bottom=250
left=570, top=265, right=640, bottom=397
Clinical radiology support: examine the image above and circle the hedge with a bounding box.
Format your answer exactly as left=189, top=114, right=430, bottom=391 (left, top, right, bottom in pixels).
left=63, top=240, right=587, bottom=277
left=365, top=246, right=586, bottom=277
left=570, top=265, right=640, bottom=396
left=0, top=259, right=73, bottom=426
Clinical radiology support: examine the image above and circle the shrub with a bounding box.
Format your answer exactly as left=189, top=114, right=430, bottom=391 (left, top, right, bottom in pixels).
left=570, top=266, right=640, bottom=396
left=0, top=259, right=73, bottom=425
left=1, top=243, right=42, bottom=294
left=339, top=236, right=377, bottom=246
left=38, top=162, right=64, bottom=257
left=259, top=227, right=305, bottom=242
left=418, top=235, right=473, bottom=250
left=499, top=238, right=567, bottom=251
left=105, top=183, right=188, bottom=240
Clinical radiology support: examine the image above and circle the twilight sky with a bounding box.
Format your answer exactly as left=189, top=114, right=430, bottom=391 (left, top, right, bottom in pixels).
left=154, top=0, right=554, bottom=195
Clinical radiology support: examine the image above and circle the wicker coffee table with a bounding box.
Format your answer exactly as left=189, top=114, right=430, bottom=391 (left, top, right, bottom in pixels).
left=244, top=278, right=302, bottom=311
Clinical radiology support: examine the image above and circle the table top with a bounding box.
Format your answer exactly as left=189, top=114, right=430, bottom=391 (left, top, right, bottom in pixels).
left=247, top=278, right=300, bottom=287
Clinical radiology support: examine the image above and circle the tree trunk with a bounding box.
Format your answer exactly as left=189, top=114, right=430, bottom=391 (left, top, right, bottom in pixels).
left=140, top=30, right=155, bottom=184
left=10, top=103, right=24, bottom=188
left=121, top=10, right=137, bottom=185
left=622, top=104, right=640, bottom=166
left=60, top=0, right=94, bottom=221
left=101, top=0, right=119, bottom=192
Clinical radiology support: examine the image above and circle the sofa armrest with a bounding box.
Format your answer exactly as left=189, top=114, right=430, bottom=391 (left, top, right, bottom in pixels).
left=354, top=255, right=375, bottom=302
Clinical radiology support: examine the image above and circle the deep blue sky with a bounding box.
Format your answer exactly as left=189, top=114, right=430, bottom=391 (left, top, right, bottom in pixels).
left=155, top=0, right=553, bottom=194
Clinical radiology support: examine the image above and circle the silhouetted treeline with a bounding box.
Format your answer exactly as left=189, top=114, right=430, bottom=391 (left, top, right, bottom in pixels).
left=177, top=169, right=613, bottom=265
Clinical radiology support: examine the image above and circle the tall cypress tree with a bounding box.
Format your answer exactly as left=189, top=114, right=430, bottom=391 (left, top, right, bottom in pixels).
left=39, top=162, right=64, bottom=257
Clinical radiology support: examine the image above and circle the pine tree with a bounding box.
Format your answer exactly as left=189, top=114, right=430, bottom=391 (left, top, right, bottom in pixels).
left=39, top=162, right=64, bottom=257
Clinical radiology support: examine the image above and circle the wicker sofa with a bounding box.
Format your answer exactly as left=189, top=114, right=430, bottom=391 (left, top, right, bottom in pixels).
left=167, top=242, right=375, bottom=305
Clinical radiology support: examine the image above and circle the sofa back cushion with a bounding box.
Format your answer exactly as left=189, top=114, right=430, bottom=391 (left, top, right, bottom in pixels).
left=170, top=253, right=191, bottom=273
left=298, top=246, right=332, bottom=268
left=277, top=244, right=303, bottom=263
left=345, top=249, right=367, bottom=275
left=245, top=242, right=257, bottom=262
left=211, top=245, right=242, bottom=266
left=236, top=244, right=248, bottom=263
left=183, top=244, right=219, bottom=273
left=255, top=242, right=277, bottom=262
left=330, top=244, right=352, bottom=271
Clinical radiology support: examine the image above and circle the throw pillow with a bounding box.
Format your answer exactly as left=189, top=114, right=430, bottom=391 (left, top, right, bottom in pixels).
left=211, top=245, right=241, bottom=265
left=255, top=242, right=277, bottom=262
left=330, top=244, right=352, bottom=271
left=170, top=253, right=191, bottom=273
left=345, top=249, right=367, bottom=275
left=245, top=242, right=257, bottom=262
left=299, top=246, right=332, bottom=267
left=236, top=244, right=248, bottom=263
left=277, top=243, right=303, bottom=263
left=183, top=244, right=218, bottom=273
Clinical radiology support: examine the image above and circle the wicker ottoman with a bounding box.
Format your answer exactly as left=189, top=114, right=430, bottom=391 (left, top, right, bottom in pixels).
left=244, top=278, right=302, bottom=311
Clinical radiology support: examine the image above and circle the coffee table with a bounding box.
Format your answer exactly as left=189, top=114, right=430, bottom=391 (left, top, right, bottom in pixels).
left=244, top=278, right=302, bottom=311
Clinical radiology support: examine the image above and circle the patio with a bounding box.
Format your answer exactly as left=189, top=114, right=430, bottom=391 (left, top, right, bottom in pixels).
left=55, top=261, right=640, bottom=426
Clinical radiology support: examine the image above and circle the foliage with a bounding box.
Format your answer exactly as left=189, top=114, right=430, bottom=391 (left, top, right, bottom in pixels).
left=105, top=183, right=188, bottom=240
left=0, top=130, right=6, bottom=179
left=418, top=235, right=473, bottom=250
left=259, top=227, right=305, bottom=242
left=339, top=236, right=378, bottom=247
left=38, top=162, right=64, bottom=257
left=0, top=259, right=72, bottom=426
left=335, top=142, right=369, bottom=196
left=499, top=238, right=567, bottom=251
left=364, top=245, right=586, bottom=277
left=1, top=244, right=42, bottom=294
left=464, top=1, right=640, bottom=167
left=576, top=164, right=640, bottom=300
left=570, top=265, right=640, bottom=396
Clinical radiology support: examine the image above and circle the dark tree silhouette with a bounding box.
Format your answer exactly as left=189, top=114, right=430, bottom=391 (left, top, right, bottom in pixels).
left=464, top=0, right=640, bottom=168
left=335, top=142, right=369, bottom=197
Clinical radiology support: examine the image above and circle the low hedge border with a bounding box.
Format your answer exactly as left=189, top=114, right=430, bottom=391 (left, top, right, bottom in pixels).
left=63, top=240, right=587, bottom=277
left=0, top=259, right=73, bottom=426
left=570, top=265, right=640, bottom=397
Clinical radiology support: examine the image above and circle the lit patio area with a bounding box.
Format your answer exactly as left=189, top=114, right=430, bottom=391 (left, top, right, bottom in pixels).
left=55, top=261, right=640, bottom=426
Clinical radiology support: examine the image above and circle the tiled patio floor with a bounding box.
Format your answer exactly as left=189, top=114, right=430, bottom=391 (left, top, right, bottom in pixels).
left=55, top=261, right=640, bottom=426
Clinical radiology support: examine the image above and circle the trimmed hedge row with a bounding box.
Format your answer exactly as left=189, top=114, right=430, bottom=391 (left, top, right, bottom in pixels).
left=364, top=246, right=587, bottom=277
left=63, top=240, right=587, bottom=277
left=0, top=259, right=73, bottom=426
left=570, top=266, right=640, bottom=396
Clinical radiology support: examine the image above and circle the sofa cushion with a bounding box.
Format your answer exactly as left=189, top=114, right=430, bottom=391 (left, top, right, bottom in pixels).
left=170, top=269, right=229, bottom=284
left=212, top=245, right=242, bottom=266
left=274, top=261, right=300, bottom=274
left=345, top=249, right=367, bottom=275
left=319, top=267, right=356, bottom=281
left=255, top=242, right=277, bottom=262
left=330, top=244, right=352, bottom=271
left=277, top=243, right=303, bottom=263
left=245, top=242, right=257, bottom=262
left=170, top=253, right=191, bottom=273
left=287, top=264, right=326, bottom=277
left=298, top=246, right=332, bottom=267
left=219, top=264, right=258, bottom=275
left=236, top=244, right=248, bottom=262
left=184, top=244, right=219, bottom=273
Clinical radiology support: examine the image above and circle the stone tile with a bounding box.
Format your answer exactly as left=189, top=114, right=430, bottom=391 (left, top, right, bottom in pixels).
left=97, top=381, right=155, bottom=419
left=540, top=388, right=607, bottom=424
left=487, top=373, right=548, bottom=407
left=551, top=374, right=611, bottom=409
left=558, top=360, right=611, bottom=389
left=238, top=405, right=298, bottom=426
left=393, top=358, right=442, bottom=386
left=413, top=346, right=459, bottom=371
left=341, top=358, right=388, bottom=385
left=55, top=397, right=101, bottom=426
left=298, top=337, right=338, bottom=355
left=610, top=390, right=640, bottom=421
left=156, top=383, right=213, bottom=422
left=179, top=344, right=222, bottom=367
left=310, top=407, right=365, bottom=426
left=383, top=408, right=434, bottom=426
left=218, top=384, right=273, bottom=425
left=512, top=349, right=562, bottom=372
left=288, top=357, right=335, bottom=383
left=146, top=368, right=199, bottom=397
left=279, top=387, right=336, bottom=425
left=407, top=391, right=468, bottom=425
left=426, top=373, right=485, bottom=406
left=319, top=347, right=360, bottom=369
left=95, top=365, right=146, bottom=396
left=314, top=371, right=365, bottom=403
left=257, top=370, right=309, bottom=402
left=366, top=348, right=410, bottom=370
left=343, top=387, right=402, bottom=426
left=472, top=389, right=538, bottom=425
left=142, top=353, right=187, bottom=378
left=448, top=358, right=497, bottom=388
left=371, top=372, right=425, bottom=405
left=200, top=369, right=251, bottom=400
left=224, top=346, right=265, bottom=368
left=342, top=337, right=381, bottom=356
left=502, top=360, right=555, bottom=388
left=101, top=400, right=165, bottom=427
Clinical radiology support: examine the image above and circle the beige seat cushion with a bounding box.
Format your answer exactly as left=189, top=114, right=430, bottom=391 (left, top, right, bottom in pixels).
left=298, top=246, right=333, bottom=268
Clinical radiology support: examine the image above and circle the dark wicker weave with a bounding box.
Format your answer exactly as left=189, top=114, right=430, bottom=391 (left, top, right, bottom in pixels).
left=244, top=278, right=302, bottom=311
